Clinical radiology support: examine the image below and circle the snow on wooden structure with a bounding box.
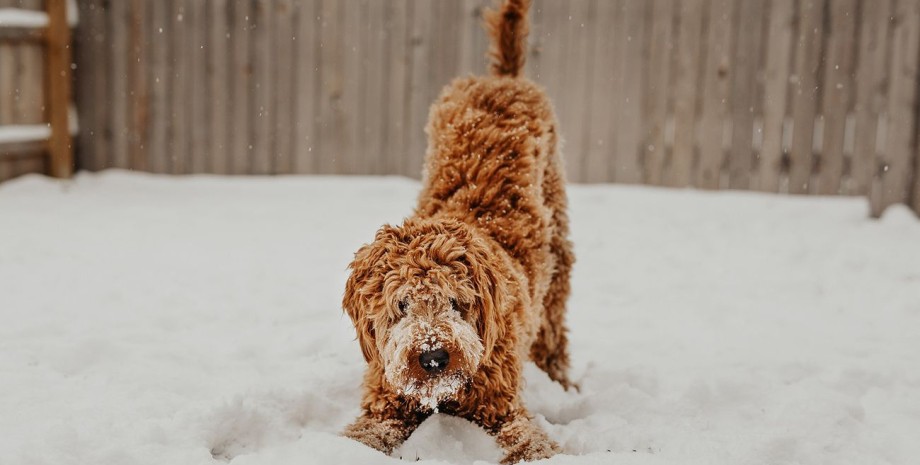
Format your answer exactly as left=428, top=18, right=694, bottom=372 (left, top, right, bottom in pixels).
left=31, top=0, right=920, bottom=216
left=0, top=0, right=75, bottom=181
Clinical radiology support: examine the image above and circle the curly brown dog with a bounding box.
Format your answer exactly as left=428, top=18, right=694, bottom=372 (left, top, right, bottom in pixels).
left=342, top=0, right=574, bottom=462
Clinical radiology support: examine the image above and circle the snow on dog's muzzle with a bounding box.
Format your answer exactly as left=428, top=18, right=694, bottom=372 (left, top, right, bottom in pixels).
left=381, top=310, right=483, bottom=411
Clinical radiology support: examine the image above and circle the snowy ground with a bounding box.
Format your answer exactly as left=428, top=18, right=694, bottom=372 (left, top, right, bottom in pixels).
left=1, top=170, right=918, bottom=465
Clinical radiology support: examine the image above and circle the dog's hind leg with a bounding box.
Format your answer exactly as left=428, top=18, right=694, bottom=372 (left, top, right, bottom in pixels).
left=529, top=147, right=576, bottom=390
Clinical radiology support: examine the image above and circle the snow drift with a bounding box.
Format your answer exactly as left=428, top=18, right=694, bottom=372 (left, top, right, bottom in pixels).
left=0, top=171, right=917, bottom=465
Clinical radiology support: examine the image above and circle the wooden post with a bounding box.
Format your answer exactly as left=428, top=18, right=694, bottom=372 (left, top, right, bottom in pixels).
left=45, top=0, right=73, bottom=178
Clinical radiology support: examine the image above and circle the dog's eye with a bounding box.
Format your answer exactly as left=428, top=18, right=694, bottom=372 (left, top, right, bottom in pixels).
left=450, top=299, right=469, bottom=319
left=397, top=299, right=408, bottom=313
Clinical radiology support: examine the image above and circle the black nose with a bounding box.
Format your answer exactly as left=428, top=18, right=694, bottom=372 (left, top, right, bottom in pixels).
left=418, top=349, right=450, bottom=374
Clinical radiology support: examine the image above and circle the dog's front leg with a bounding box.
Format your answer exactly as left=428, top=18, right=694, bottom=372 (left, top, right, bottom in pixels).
left=343, top=407, right=426, bottom=456
left=478, top=409, right=561, bottom=464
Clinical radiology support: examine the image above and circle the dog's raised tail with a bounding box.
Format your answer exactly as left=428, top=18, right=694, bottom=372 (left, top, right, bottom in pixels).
left=484, top=0, right=531, bottom=77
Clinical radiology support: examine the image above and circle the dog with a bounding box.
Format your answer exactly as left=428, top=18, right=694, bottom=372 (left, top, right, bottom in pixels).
left=342, top=0, right=574, bottom=462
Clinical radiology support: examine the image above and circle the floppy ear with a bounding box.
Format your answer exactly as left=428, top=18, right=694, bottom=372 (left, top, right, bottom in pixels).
left=343, top=238, right=389, bottom=364
left=465, top=238, right=508, bottom=362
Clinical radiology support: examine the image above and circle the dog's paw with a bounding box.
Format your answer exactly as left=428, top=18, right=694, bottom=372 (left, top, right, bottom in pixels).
left=494, top=414, right=562, bottom=464
left=499, top=436, right=561, bottom=464
left=343, top=415, right=412, bottom=454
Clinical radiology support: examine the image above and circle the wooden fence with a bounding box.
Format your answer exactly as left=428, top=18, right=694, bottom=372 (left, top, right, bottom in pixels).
left=0, top=0, right=46, bottom=181
left=9, top=0, right=920, bottom=216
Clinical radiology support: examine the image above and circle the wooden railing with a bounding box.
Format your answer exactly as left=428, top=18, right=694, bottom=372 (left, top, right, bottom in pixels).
left=0, top=0, right=74, bottom=181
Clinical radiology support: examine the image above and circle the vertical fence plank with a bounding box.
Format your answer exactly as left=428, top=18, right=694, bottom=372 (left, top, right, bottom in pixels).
left=817, top=0, right=857, bottom=194
left=362, top=0, right=386, bottom=174
left=208, top=0, right=230, bottom=174
left=17, top=44, right=43, bottom=124
left=750, top=7, right=770, bottom=172
left=529, top=0, right=563, bottom=176
left=128, top=0, right=148, bottom=171
left=339, top=0, right=362, bottom=174
left=250, top=0, right=272, bottom=174
left=526, top=0, right=545, bottom=82
left=293, top=0, right=318, bottom=173
left=0, top=11, right=15, bottom=181
left=7, top=2, right=33, bottom=177
left=459, top=0, right=489, bottom=76
left=229, top=0, right=252, bottom=174
left=316, top=0, right=343, bottom=174
left=0, top=0, right=12, bottom=168
left=583, top=0, right=615, bottom=183
left=697, top=0, right=736, bottom=189
left=758, top=0, right=794, bottom=192
left=318, top=0, right=347, bottom=173
left=73, top=0, right=101, bottom=173
left=46, top=0, right=74, bottom=177
left=0, top=0, right=15, bottom=130
left=15, top=0, right=42, bottom=126
left=422, top=0, right=464, bottom=182
left=544, top=0, right=592, bottom=183
left=169, top=0, right=190, bottom=173
left=434, top=0, right=464, bottom=100
left=404, top=0, right=430, bottom=178
left=423, top=0, right=463, bottom=173
left=642, top=0, right=674, bottom=186
left=728, top=0, right=765, bottom=189
left=851, top=0, right=892, bottom=196
left=186, top=0, right=209, bottom=173
left=457, top=0, right=475, bottom=74
left=612, top=0, right=646, bottom=184
left=472, top=0, right=490, bottom=76
left=381, top=0, right=410, bottom=175
left=146, top=0, right=170, bottom=173
left=271, top=0, right=295, bottom=174
left=0, top=50, right=11, bottom=129
left=109, top=0, right=129, bottom=169
left=92, top=0, right=111, bottom=171
left=788, top=0, right=824, bottom=194
left=565, top=0, right=594, bottom=183
left=526, top=0, right=563, bottom=167
left=8, top=0, right=44, bottom=178
left=870, top=0, right=919, bottom=217
left=667, top=0, right=704, bottom=187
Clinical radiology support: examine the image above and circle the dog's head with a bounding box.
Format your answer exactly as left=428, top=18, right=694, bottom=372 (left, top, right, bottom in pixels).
left=343, top=218, right=507, bottom=410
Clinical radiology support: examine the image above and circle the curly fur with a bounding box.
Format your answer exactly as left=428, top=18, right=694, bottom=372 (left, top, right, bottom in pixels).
left=342, top=1, right=574, bottom=463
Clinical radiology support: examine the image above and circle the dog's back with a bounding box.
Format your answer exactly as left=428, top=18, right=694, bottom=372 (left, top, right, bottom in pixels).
left=416, top=0, right=556, bottom=269
left=415, top=0, right=575, bottom=387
